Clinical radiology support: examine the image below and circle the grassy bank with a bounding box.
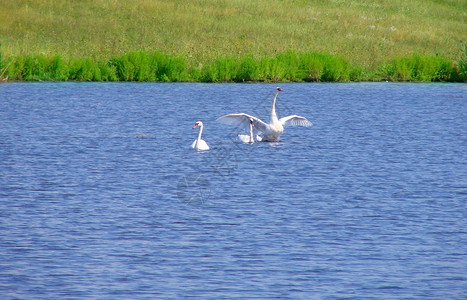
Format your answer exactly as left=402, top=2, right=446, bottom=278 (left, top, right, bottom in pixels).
left=1, top=51, right=465, bottom=82
left=0, top=0, right=465, bottom=82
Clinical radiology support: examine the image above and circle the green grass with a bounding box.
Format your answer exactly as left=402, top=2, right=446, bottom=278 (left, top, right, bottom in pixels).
left=0, top=0, right=466, bottom=82
left=379, top=55, right=460, bottom=82
left=1, top=51, right=464, bottom=82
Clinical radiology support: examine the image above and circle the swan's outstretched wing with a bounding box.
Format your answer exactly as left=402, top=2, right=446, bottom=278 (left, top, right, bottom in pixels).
left=217, top=113, right=268, bottom=133
left=279, top=115, right=312, bottom=127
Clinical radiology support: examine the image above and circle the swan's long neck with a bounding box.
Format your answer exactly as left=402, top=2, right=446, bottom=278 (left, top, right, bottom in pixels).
left=249, top=123, right=254, bottom=143
left=270, top=91, right=279, bottom=123
left=197, top=125, right=203, bottom=143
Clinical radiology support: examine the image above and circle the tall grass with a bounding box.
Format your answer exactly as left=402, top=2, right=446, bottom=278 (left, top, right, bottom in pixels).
left=379, top=55, right=459, bottom=82
left=1, top=52, right=189, bottom=82
left=458, top=45, right=467, bottom=82
left=1, top=51, right=465, bottom=82
left=198, top=52, right=363, bottom=82
left=110, top=52, right=188, bottom=82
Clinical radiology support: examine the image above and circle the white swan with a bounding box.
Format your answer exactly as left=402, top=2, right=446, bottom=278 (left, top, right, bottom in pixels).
left=191, top=121, right=210, bottom=151
left=217, top=87, right=312, bottom=142
left=238, top=118, right=259, bottom=144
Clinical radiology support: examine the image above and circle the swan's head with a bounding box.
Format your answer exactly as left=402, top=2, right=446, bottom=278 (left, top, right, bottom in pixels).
left=276, top=87, right=283, bottom=92
left=249, top=119, right=254, bottom=127
left=193, top=121, right=203, bottom=129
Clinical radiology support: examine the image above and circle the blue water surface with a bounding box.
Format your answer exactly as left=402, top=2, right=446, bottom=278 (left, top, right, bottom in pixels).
left=0, top=82, right=466, bottom=299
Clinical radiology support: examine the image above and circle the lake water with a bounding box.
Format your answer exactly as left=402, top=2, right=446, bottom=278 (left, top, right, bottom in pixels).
left=0, top=82, right=466, bottom=299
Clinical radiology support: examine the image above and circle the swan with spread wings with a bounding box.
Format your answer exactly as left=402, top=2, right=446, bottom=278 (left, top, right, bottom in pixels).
left=217, top=87, right=312, bottom=142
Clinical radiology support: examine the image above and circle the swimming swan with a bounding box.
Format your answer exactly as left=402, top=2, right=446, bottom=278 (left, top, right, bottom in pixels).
left=191, top=121, right=210, bottom=151
left=217, top=87, right=312, bottom=142
left=237, top=118, right=259, bottom=144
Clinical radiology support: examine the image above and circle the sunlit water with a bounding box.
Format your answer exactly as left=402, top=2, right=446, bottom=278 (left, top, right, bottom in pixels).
left=0, top=83, right=466, bottom=299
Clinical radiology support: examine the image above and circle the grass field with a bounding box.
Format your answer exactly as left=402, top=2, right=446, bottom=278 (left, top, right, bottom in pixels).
left=0, top=0, right=466, bottom=82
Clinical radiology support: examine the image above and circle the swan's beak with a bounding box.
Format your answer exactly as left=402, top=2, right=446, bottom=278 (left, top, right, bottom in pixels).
left=277, top=88, right=283, bottom=91
left=192, top=124, right=199, bottom=129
